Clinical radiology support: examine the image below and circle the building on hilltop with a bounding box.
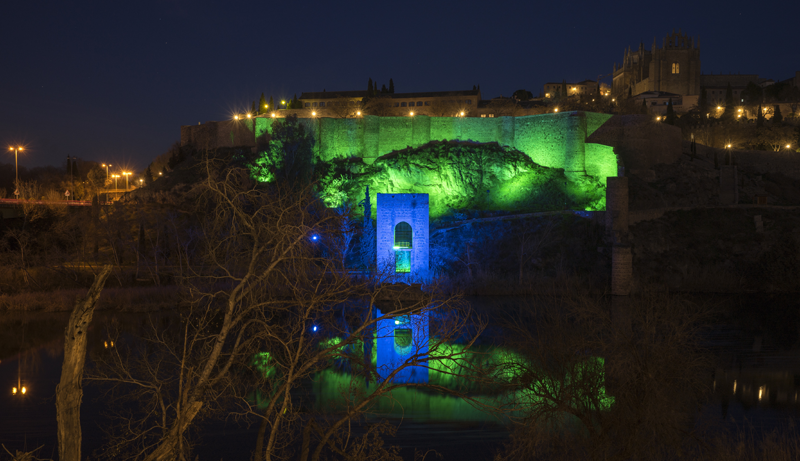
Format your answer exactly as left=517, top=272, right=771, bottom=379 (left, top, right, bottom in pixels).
left=612, top=30, right=701, bottom=99
left=542, top=80, right=610, bottom=99
left=632, top=91, right=683, bottom=115
left=298, top=89, right=481, bottom=117
left=698, top=73, right=761, bottom=106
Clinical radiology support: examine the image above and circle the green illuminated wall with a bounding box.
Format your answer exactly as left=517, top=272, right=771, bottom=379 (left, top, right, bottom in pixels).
left=258, top=112, right=617, bottom=215
left=261, top=112, right=616, bottom=178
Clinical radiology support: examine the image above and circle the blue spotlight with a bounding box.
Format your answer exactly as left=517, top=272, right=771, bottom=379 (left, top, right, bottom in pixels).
left=311, top=234, right=319, bottom=242
left=312, top=325, right=318, bottom=332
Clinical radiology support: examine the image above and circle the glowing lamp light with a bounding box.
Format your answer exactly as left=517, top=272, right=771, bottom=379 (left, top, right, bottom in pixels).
left=726, top=144, right=732, bottom=148
left=394, top=320, right=400, bottom=325
left=271, top=113, right=276, bottom=118
left=717, top=106, right=722, bottom=110
left=21, top=387, right=26, bottom=394
left=393, top=245, right=400, bottom=250
left=554, top=108, right=559, bottom=113
left=460, top=111, right=464, bottom=116
left=656, top=116, right=661, bottom=121
left=264, top=104, right=268, bottom=108
left=787, top=144, right=792, bottom=149
left=409, top=111, right=414, bottom=116
left=12, top=387, right=16, bottom=395
left=246, top=113, right=251, bottom=118
left=234, top=115, right=239, bottom=120
left=356, top=111, right=362, bottom=116
left=738, top=108, right=743, bottom=112
left=281, top=100, right=286, bottom=105
left=312, top=111, right=316, bottom=116
left=311, top=234, right=319, bottom=241
left=312, top=326, right=318, bottom=332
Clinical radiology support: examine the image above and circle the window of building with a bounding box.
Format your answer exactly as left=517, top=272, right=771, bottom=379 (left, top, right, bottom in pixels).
left=417, top=101, right=423, bottom=106
left=672, top=62, right=680, bottom=74
left=488, top=114, right=495, bottom=118
left=394, top=103, right=400, bottom=107
left=424, top=101, right=430, bottom=106
left=319, top=102, right=325, bottom=107
left=394, top=222, right=412, bottom=249
left=305, top=103, right=311, bottom=107
left=394, top=328, right=412, bottom=355
left=312, top=102, right=317, bottom=107
left=401, top=102, right=407, bottom=107
left=466, top=99, right=472, bottom=104
left=481, top=114, right=486, bottom=118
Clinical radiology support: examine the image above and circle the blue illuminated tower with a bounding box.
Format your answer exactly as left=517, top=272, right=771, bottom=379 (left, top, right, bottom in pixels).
left=376, top=193, right=429, bottom=279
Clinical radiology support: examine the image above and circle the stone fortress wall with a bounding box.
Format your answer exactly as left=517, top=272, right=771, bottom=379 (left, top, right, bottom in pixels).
left=181, top=111, right=623, bottom=181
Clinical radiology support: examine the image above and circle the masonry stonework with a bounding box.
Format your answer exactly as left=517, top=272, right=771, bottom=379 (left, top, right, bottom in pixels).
left=376, top=194, right=430, bottom=279
left=182, top=112, right=623, bottom=182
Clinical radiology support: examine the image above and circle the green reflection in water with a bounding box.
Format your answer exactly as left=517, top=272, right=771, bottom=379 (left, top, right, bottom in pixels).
left=252, top=340, right=612, bottom=421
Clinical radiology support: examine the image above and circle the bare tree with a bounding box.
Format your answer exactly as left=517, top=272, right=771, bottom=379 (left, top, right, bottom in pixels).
left=362, top=95, right=395, bottom=117
left=490, top=285, right=713, bottom=461
left=88, top=161, right=487, bottom=461
left=485, top=98, right=522, bottom=117
left=324, top=97, right=363, bottom=118
left=56, top=266, right=113, bottom=461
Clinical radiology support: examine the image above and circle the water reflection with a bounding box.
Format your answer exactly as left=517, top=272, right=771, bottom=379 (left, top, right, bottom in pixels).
left=1, top=304, right=799, bottom=458
left=715, top=368, right=800, bottom=411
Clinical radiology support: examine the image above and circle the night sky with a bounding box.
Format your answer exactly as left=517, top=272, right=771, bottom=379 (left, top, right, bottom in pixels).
left=2, top=0, right=797, bottom=171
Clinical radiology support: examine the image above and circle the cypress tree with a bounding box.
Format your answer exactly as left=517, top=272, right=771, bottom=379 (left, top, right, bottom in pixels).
left=72, top=159, right=79, bottom=179
left=561, top=80, right=567, bottom=98
left=259, top=93, right=267, bottom=114
left=723, top=83, right=735, bottom=120
left=269, top=96, right=275, bottom=111
left=380, top=84, right=388, bottom=94
left=698, top=87, right=709, bottom=119
left=641, top=98, right=648, bottom=114
left=251, top=101, right=256, bottom=115
left=367, top=78, right=374, bottom=97
left=144, top=166, right=154, bottom=185
left=773, top=105, right=783, bottom=124
left=665, top=98, right=676, bottom=124
left=91, top=194, right=99, bottom=259
left=373, top=81, right=378, bottom=95
left=389, top=78, right=395, bottom=94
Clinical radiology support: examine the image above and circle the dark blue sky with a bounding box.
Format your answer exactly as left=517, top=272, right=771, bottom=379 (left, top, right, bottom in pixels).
left=2, top=0, right=797, bottom=171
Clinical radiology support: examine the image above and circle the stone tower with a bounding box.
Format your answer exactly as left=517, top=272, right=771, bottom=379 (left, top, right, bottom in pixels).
left=612, top=30, right=701, bottom=98
left=376, top=193, right=430, bottom=279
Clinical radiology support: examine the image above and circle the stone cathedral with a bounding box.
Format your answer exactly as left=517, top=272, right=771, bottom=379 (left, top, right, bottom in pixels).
left=612, top=30, right=701, bottom=98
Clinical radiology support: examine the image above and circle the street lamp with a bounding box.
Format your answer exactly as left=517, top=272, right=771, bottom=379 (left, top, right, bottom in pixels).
left=8, top=146, right=22, bottom=197
left=101, top=163, right=112, bottom=181
left=112, top=174, right=119, bottom=190
left=122, top=172, right=131, bottom=190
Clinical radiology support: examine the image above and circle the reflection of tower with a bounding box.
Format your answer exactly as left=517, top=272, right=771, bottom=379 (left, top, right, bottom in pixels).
left=375, top=306, right=429, bottom=383
left=376, top=194, right=429, bottom=279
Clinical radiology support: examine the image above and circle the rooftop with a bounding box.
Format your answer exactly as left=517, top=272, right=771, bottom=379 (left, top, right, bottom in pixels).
left=300, top=89, right=480, bottom=100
